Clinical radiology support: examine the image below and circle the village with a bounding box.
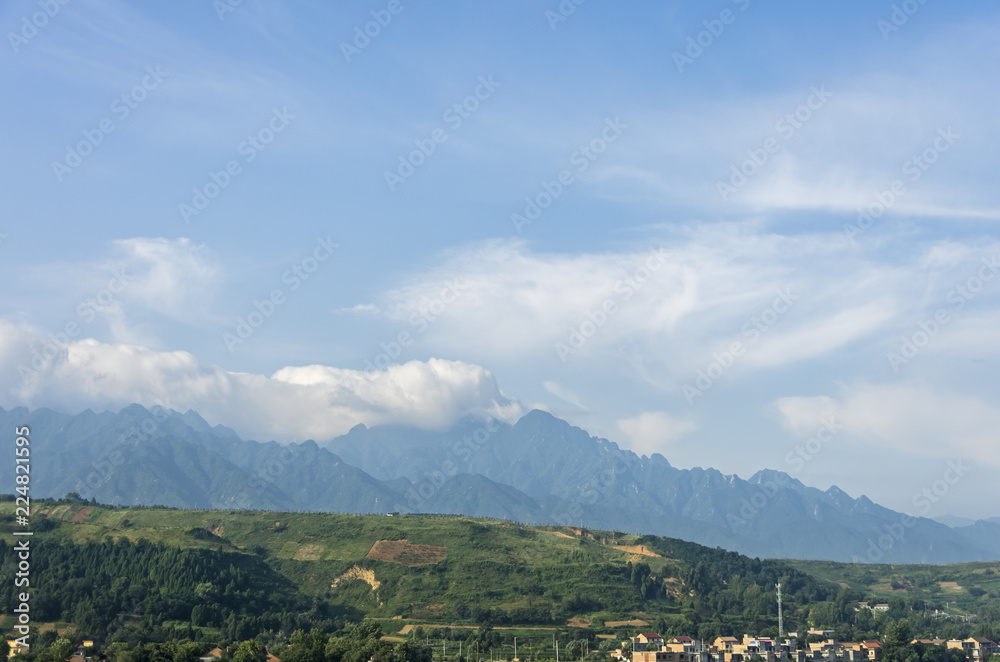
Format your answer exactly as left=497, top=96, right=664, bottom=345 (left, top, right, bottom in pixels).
left=623, top=632, right=1000, bottom=662
left=9, top=628, right=998, bottom=662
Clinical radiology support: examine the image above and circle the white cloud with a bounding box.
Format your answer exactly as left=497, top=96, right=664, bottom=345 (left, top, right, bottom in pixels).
left=347, top=228, right=926, bottom=390
left=774, top=395, right=841, bottom=437
left=774, top=383, right=1000, bottom=467
left=748, top=300, right=899, bottom=369
left=600, top=22, right=1000, bottom=221
left=109, top=237, right=224, bottom=326
left=9, top=237, right=224, bottom=348
left=543, top=381, right=586, bottom=410
left=0, top=321, right=522, bottom=442
left=616, top=411, right=696, bottom=457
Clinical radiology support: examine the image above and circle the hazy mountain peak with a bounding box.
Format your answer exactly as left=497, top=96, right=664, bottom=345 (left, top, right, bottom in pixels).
left=3, top=403, right=998, bottom=564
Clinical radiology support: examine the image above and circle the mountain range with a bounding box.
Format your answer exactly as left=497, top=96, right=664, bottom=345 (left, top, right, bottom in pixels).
left=2, top=403, right=998, bottom=564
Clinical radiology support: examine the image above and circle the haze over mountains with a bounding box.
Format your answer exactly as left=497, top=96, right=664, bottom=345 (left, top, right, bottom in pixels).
left=3, top=404, right=998, bottom=565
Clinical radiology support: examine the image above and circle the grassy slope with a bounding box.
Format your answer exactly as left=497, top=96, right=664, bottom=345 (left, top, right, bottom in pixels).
left=6, top=502, right=997, bottom=635
left=3, top=503, right=683, bottom=626
left=789, top=559, right=1000, bottom=615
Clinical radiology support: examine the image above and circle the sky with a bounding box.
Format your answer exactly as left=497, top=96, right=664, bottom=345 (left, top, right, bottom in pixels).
left=1, top=0, right=998, bottom=520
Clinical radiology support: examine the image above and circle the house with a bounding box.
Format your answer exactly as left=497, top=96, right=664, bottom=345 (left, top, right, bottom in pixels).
left=634, top=652, right=687, bottom=662
left=841, top=641, right=880, bottom=662
left=199, top=648, right=224, bottom=662
left=742, top=636, right=776, bottom=654
left=872, top=604, right=890, bottom=612
left=635, top=634, right=665, bottom=652
left=714, top=638, right=740, bottom=652
left=947, top=638, right=999, bottom=661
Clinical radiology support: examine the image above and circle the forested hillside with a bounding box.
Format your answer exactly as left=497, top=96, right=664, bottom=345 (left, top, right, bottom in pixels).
left=0, top=499, right=998, bottom=662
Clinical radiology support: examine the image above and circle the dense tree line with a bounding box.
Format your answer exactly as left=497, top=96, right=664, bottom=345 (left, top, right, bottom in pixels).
left=0, top=537, right=352, bottom=646
left=280, top=622, right=431, bottom=662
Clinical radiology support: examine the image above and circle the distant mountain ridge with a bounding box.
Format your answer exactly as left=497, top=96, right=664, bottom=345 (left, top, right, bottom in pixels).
left=2, top=404, right=998, bottom=564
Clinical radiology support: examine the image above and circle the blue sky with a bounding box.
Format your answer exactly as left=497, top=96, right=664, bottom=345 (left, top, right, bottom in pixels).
left=2, top=0, right=999, bottom=519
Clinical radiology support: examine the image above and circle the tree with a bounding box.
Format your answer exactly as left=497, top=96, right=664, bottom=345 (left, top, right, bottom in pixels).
left=38, top=637, right=76, bottom=662
left=881, top=620, right=913, bottom=662
left=231, top=641, right=267, bottom=662
left=173, top=642, right=204, bottom=662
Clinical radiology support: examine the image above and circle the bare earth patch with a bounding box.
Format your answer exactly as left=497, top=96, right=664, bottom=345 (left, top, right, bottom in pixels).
left=605, top=619, right=649, bottom=628
left=367, top=539, right=446, bottom=566
left=293, top=544, right=324, bottom=561
left=567, top=617, right=592, bottom=628
left=330, top=565, right=383, bottom=606
left=331, top=565, right=380, bottom=591
left=939, top=581, right=962, bottom=590
left=545, top=531, right=576, bottom=540
left=618, top=544, right=661, bottom=558
left=70, top=507, right=92, bottom=523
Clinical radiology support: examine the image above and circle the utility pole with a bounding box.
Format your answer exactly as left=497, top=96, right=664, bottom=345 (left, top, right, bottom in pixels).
left=776, top=583, right=784, bottom=638
left=515, top=637, right=518, bottom=661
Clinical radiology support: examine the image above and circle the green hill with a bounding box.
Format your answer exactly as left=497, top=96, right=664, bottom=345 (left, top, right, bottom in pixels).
left=788, top=558, right=1000, bottom=617
left=1, top=500, right=998, bottom=653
